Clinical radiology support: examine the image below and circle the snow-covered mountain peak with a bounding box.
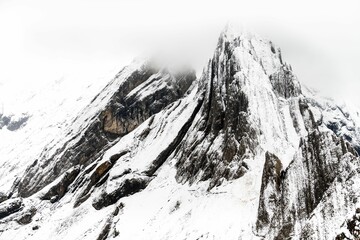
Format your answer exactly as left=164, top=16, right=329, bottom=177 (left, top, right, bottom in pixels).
left=215, top=25, right=301, bottom=99
left=0, top=27, right=359, bottom=240
left=219, top=23, right=247, bottom=41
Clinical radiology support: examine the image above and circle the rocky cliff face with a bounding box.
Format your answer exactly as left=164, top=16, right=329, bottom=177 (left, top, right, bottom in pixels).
left=0, top=27, right=359, bottom=240
left=175, top=29, right=304, bottom=191
left=15, top=62, right=195, bottom=198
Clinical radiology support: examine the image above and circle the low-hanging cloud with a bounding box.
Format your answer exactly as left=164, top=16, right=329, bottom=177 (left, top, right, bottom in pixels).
left=0, top=0, right=359, bottom=108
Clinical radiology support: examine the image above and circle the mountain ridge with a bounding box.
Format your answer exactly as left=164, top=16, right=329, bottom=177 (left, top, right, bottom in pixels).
left=0, top=27, right=360, bottom=240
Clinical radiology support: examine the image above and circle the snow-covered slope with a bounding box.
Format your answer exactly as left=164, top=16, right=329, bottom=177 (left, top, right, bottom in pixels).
left=0, top=71, right=117, bottom=194
left=0, top=27, right=359, bottom=240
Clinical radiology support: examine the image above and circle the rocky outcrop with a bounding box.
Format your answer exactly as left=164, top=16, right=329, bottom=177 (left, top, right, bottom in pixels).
left=175, top=31, right=258, bottom=189
left=256, top=152, right=283, bottom=235
left=269, top=64, right=301, bottom=98
left=256, top=99, right=359, bottom=239
left=0, top=198, right=23, bottom=220
left=69, top=82, right=202, bottom=210
left=295, top=152, right=360, bottom=239
left=100, top=69, right=194, bottom=136
left=174, top=28, right=302, bottom=190
left=74, top=151, right=129, bottom=207
left=16, top=63, right=195, bottom=198
left=0, top=113, right=29, bottom=131
left=92, top=175, right=150, bottom=210
left=0, top=192, right=7, bottom=204
left=16, top=207, right=37, bottom=225
left=143, top=97, right=204, bottom=177
left=41, top=167, right=80, bottom=203
left=95, top=203, right=124, bottom=240
left=336, top=208, right=360, bottom=240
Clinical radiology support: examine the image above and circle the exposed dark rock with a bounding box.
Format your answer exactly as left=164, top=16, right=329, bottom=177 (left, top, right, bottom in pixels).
left=74, top=161, right=114, bottom=208
left=170, top=200, right=181, bottom=214
left=75, top=96, right=205, bottom=209
left=335, top=233, right=351, bottom=240
left=256, top=99, right=359, bottom=238
left=270, top=42, right=276, bottom=54
left=256, top=152, right=283, bottom=236
left=336, top=208, right=360, bottom=240
left=76, top=96, right=203, bottom=209
left=73, top=151, right=129, bottom=208
left=113, top=202, right=124, bottom=217
left=110, top=169, right=132, bottom=181
left=269, top=64, right=301, bottom=98
left=109, top=151, right=129, bottom=164
left=96, top=203, right=125, bottom=240
left=300, top=131, right=342, bottom=215
left=92, top=162, right=113, bottom=183
left=96, top=218, right=112, bottom=240
left=92, top=176, right=150, bottom=210
left=0, top=114, right=11, bottom=129
left=16, top=207, right=37, bottom=225
left=0, top=198, right=23, bottom=220
left=175, top=31, right=257, bottom=189
left=353, top=146, right=360, bottom=156
left=32, top=225, right=39, bottom=231
left=99, top=67, right=195, bottom=137
left=16, top=64, right=195, bottom=198
left=143, top=97, right=204, bottom=176
left=274, top=223, right=294, bottom=240
left=0, top=192, right=7, bottom=204
left=41, top=166, right=80, bottom=202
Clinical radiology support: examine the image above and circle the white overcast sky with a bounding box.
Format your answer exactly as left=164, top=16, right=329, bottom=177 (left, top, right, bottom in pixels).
left=0, top=0, right=359, bottom=109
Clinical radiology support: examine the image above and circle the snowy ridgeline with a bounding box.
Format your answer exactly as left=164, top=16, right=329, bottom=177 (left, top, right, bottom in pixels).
left=0, top=27, right=360, bottom=240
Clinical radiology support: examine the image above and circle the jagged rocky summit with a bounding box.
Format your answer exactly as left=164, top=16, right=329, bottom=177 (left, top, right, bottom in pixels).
left=0, top=27, right=360, bottom=240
